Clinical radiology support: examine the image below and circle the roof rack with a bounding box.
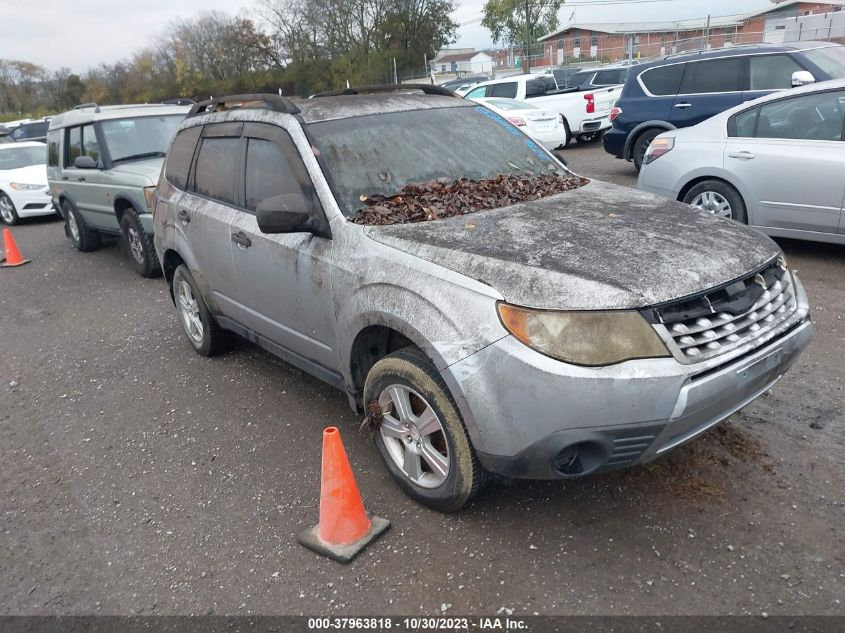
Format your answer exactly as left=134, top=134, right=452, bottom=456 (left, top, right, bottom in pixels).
left=310, top=84, right=458, bottom=98
left=187, top=94, right=300, bottom=118
left=74, top=102, right=101, bottom=113
left=663, top=43, right=768, bottom=60
left=162, top=98, right=196, bottom=106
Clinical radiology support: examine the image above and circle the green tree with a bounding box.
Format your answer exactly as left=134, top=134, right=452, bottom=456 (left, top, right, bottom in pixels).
left=481, top=0, right=564, bottom=72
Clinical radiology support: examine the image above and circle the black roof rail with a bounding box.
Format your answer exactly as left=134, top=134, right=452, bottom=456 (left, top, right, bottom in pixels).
left=310, top=84, right=458, bottom=98
left=162, top=98, right=196, bottom=106
left=187, top=93, right=300, bottom=118
left=663, top=43, right=767, bottom=60
left=74, top=102, right=101, bottom=113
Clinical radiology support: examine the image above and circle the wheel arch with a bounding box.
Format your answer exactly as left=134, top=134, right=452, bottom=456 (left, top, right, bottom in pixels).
left=113, top=194, right=138, bottom=225
left=623, top=120, right=676, bottom=160
left=161, top=249, right=187, bottom=297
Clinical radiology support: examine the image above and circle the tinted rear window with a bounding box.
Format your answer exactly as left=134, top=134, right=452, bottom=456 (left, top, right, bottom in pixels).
left=165, top=126, right=202, bottom=190
left=490, top=82, right=518, bottom=98
left=640, top=64, right=686, bottom=96
left=680, top=58, right=745, bottom=94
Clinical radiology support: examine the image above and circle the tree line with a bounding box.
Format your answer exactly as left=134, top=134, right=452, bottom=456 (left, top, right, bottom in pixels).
left=1, top=0, right=457, bottom=118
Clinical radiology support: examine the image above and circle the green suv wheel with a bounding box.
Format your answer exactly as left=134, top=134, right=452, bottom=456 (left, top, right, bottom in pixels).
left=120, top=207, right=161, bottom=278
left=63, top=200, right=101, bottom=252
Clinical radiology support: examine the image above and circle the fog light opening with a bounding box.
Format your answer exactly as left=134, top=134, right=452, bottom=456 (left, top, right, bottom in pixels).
left=553, top=441, right=606, bottom=477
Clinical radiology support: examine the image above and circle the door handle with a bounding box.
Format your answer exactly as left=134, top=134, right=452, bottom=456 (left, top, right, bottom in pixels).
left=729, top=151, right=756, bottom=160
left=177, top=209, right=191, bottom=224
left=231, top=231, right=252, bottom=248
left=77, top=177, right=86, bottom=182
left=61, top=176, right=69, bottom=181
left=674, top=102, right=692, bottom=109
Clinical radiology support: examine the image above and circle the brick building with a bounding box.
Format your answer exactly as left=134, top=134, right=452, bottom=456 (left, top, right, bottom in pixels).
left=537, top=0, right=845, bottom=65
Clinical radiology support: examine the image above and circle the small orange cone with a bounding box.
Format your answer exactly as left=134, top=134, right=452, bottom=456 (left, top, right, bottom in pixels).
left=298, top=427, right=390, bottom=563
left=0, top=229, right=30, bottom=267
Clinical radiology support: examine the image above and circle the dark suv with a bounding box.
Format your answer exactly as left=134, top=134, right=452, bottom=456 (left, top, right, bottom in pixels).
left=603, top=42, right=845, bottom=170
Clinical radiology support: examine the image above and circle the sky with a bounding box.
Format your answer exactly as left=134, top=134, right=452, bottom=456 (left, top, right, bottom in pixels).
left=0, top=0, right=782, bottom=72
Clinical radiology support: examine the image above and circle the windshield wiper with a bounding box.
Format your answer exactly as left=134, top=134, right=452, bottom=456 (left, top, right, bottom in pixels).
left=112, top=151, right=166, bottom=163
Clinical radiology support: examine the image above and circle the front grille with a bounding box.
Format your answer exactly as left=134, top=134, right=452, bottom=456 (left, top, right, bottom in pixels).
left=646, top=257, right=797, bottom=364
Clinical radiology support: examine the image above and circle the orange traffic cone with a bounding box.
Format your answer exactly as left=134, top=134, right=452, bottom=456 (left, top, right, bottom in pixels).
left=0, top=229, right=30, bottom=267
left=298, top=427, right=390, bottom=563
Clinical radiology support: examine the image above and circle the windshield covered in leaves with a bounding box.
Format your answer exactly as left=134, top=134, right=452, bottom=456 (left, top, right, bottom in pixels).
left=307, top=105, right=564, bottom=217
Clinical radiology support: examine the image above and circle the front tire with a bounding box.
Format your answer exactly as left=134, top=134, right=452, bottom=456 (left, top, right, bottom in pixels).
left=632, top=128, right=661, bottom=171
left=172, top=264, right=230, bottom=356
left=683, top=180, right=748, bottom=223
left=120, top=207, right=161, bottom=277
left=363, top=348, right=484, bottom=512
left=0, top=192, right=20, bottom=225
left=63, top=200, right=101, bottom=252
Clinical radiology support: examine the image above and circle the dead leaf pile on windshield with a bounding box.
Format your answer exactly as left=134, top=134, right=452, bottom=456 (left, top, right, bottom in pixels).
left=351, top=173, right=590, bottom=226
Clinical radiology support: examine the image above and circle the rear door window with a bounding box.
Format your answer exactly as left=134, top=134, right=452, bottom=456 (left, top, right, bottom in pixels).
left=490, top=82, right=518, bottom=98
left=679, top=57, right=746, bottom=94
left=640, top=63, right=686, bottom=96
left=594, top=70, right=624, bottom=85
left=165, top=126, right=202, bottom=190
left=465, top=86, right=487, bottom=99
left=749, top=54, right=805, bottom=90
left=194, top=136, right=241, bottom=205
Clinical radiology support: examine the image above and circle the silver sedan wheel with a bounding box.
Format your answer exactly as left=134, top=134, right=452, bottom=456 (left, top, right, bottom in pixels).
left=0, top=196, right=14, bottom=223
left=67, top=210, right=80, bottom=242
left=378, top=384, right=450, bottom=489
left=177, top=279, right=204, bottom=345
left=690, top=191, right=732, bottom=218
left=127, top=226, right=145, bottom=264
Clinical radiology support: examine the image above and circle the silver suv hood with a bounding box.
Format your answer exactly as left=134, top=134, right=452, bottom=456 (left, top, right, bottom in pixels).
left=364, top=180, right=780, bottom=311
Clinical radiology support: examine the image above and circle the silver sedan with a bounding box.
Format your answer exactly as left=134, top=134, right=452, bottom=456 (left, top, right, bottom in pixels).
left=638, top=79, right=845, bottom=246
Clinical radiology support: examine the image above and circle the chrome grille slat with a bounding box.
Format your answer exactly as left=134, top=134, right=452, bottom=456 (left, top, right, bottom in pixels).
left=653, top=259, right=798, bottom=364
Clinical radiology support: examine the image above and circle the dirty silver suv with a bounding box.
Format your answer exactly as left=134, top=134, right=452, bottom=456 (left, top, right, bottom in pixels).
left=153, top=90, right=812, bottom=511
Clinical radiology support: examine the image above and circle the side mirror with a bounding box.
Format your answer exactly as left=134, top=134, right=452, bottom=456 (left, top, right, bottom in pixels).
left=74, top=155, right=98, bottom=169
left=256, top=193, right=313, bottom=234
left=792, top=70, right=816, bottom=87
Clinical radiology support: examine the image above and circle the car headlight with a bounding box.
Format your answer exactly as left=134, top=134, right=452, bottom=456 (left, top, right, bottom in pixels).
left=497, top=303, right=670, bottom=366
left=144, top=186, right=156, bottom=209
left=643, top=137, right=674, bottom=165
left=9, top=183, right=43, bottom=191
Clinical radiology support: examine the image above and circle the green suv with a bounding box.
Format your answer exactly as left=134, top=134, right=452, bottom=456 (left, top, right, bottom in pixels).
left=47, top=103, right=189, bottom=276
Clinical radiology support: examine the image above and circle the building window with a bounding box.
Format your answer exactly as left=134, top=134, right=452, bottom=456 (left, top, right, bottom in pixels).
left=574, top=32, right=581, bottom=47
left=591, top=34, right=598, bottom=46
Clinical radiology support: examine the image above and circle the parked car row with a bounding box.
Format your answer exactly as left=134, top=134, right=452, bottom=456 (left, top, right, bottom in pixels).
left=5, top=84, right=819, bottom=511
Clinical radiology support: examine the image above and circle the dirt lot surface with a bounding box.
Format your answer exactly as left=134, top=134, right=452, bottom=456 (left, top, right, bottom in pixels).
left=1, top=143, right=843, bottom=616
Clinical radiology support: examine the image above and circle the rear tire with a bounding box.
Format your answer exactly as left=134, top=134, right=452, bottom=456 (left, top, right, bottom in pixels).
left=683, top=180, right=748, bottom=223
left=172, top=264, right=230, bottom=356
left=0, top=192, right=20, bottom=225
left=632, top=128, right=661, bottom=172
left=364, top=347, right=485, bottom=512
left=63, top=200, right=101, bottom=252
left=120, top=206, right=161, bottom=278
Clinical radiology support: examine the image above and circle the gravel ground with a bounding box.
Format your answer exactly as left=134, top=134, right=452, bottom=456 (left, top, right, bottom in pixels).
left=1, top=144, right=843, bottom=616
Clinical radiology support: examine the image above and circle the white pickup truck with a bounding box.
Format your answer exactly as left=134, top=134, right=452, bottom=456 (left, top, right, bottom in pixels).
left=462, top=74, right=621, bottom=146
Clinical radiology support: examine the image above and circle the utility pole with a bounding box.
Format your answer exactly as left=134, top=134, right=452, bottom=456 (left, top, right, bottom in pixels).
left=705, top=14, right=711, bottom=49
left=524, top=0, right=531, bottom=73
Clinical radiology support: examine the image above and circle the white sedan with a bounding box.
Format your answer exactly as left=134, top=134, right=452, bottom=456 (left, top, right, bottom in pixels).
left=469, top=97, right=569, bottom=150
left=0, top=141, right=55, bottom=225
left=638, top=79, right=845, bottom=246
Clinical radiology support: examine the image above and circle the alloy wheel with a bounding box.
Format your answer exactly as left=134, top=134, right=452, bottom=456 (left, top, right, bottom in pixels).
left=177, top=279, right=204, bottom=345
left=127, top=226, right=145, bottom=264
left=67, top=209, right=80, bottom=241
left=0, top=196, right=14, bottom=223
left=378, top=384, right=450, bottom=489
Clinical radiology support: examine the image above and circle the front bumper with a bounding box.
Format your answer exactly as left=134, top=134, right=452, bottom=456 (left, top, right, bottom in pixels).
left=443, top=277, right=812, bottom=480
left=10, top=188, right=55, bottom=218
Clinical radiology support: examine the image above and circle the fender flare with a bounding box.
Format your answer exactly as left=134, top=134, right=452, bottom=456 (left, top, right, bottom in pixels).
left=623, top=120, right=676, bottom=160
